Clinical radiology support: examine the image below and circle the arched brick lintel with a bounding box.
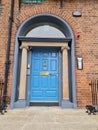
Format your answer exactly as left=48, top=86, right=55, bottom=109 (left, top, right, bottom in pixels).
left=18, top=13, right=74, bottom=38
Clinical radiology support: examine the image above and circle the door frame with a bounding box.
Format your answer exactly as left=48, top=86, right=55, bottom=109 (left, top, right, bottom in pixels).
left=19, top=41, right=69, bottom=107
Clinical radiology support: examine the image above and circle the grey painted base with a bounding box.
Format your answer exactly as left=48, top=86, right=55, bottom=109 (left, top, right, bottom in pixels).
left=11, top=99, right=76, bottom=109
left=14, top=100, right=27, bottom=108
left=61, top=100, right=76, bottom=108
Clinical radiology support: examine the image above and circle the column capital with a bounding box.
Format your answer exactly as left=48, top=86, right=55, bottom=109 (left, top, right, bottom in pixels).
left=20, top=45, right=29, bottom=50
left=61, top=45, right=70, bottom=52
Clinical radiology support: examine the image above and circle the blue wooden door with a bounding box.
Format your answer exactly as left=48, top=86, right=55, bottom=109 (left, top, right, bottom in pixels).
left=30, top=48, right=59, bottom=102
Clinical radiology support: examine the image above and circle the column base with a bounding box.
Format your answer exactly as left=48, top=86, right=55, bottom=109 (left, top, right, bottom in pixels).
left=61, top=100, right=77, bottom=108
left=13, top=100, right=27, bottom=108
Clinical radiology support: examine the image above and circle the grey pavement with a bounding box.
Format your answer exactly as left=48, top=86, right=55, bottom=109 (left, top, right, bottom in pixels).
left=0, top=107, right=98, bottom=130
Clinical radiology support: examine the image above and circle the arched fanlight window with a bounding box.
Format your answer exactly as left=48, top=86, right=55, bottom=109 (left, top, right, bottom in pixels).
left=26, top=24, right=66, bottom=38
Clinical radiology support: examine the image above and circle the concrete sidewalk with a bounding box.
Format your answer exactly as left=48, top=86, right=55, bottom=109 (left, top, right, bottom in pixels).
left=0, top=107, right=98, bottom=130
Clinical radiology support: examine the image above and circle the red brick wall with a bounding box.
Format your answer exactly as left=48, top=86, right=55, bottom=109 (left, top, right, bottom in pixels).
left=0, top=0, right=98, bottom=107
left=0, top=1, right=10, bottom=83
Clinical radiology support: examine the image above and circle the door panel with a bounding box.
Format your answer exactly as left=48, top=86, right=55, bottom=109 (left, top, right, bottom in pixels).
left=30, top=48, right=59, bottom=101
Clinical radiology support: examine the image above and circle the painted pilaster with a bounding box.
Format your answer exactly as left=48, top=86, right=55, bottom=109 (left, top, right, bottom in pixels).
left=19, top=45, right=28, bottom=99
left=61, top=45, right=69, bottom=100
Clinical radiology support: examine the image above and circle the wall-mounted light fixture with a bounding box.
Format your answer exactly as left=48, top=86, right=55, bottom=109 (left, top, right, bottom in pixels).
left=72, top=11, right=82, bottom=17
left=77, top=57, right=83, bottom=70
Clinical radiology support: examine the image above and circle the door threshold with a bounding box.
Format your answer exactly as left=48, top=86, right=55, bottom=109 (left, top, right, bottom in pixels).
left=29, top=102, right=59, bottom=106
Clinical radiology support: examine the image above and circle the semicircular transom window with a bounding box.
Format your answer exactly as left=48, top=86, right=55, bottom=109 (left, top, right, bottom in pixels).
left=26, top=24, right=66, bottom=38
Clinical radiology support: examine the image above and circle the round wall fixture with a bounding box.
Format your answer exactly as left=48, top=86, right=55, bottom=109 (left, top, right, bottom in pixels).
left=72, top=11, right=82, bottom=17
